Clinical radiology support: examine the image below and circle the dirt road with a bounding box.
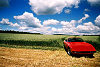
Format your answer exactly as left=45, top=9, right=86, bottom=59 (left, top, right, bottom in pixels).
left=0, top=47, right=100, bottom=67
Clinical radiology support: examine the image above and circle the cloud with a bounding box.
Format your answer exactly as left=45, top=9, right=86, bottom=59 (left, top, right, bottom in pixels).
left=0, top=18, right=11, bottom=25
left=16, top=13, right=100, bottom=35
left=65, top=9, right=71, bottom=14
left=51, top=27, right=77, bottom=35
left=0, top=18, right=19, bottom=27
left=61, top=20, right=76, bottom=28
left=51, top=27, right=64, bottom=34
left=1, top=12, right=99, bottom=35
left=21, top=19, right=77, bottom=35
left=29, top=0, right=80, bottom=15
left=43, top=19, right=59, bottom=26
left=95, top=15, right=100, bottom=27
left=14, top=12, right=42, bottom=28
left=19, top=27, right=31, bottom=31
left=78, top=14, right=89, bottom=23
left=53, top=21, right=100, bottom=35
left=59, top=20, right=77, bottom=35
left=32, top=27, right=51, bottom=34
left=49, top=20, right=77, bottom=34
left=87, top=0, right=100, bottom=6
left=0, top=0, right=9, bottom=7
left=10, top=23, right=20, bottom=27
left=19, top=26, right=51, bottom=34
left=77, top=22, right=100, bottom=34
left=51, top=17, right=100, bottom=35
left=84, top=9, right=90, bottom=12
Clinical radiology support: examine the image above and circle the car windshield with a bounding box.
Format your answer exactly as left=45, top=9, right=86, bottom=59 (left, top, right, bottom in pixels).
left=68, top=38, right=84, bottom=42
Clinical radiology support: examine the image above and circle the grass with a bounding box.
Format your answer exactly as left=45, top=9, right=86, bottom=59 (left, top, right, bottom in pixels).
left=0, top=33, right=67, bottom=50
left=0, top=33, right=100, bottom=51
left=0, top=44, right=64, bottom=51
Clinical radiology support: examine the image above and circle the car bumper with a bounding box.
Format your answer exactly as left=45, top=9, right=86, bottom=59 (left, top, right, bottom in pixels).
left=72, top=51, right=96, bottom=54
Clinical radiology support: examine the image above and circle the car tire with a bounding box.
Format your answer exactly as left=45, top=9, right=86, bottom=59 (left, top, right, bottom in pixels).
left=88, top=54, right=93, bottom=57
left=67, top=48, right=72, bottom=56
left=64, top=45, right=68, bottom=52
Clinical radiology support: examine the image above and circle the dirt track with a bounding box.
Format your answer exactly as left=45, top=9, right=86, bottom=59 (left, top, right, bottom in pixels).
left=0, top=47, right=100, bottom=67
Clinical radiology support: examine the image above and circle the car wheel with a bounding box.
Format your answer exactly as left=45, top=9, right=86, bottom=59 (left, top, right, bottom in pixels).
left=64, top=45, right=68, bottom=52
left=67, top=48, right=72, bottom=56
left=88, top=54, right=93, bottom=57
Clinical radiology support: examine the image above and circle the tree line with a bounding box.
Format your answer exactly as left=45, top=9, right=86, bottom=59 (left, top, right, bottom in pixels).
left=0, top=30, right=41, bottom=34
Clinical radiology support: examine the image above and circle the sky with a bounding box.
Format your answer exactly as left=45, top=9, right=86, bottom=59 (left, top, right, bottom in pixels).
left=0, top=0, right=100, bottom=35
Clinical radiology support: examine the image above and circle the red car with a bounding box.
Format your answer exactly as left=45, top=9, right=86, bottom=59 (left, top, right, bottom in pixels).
left=64, top=37, right=96, bottom=56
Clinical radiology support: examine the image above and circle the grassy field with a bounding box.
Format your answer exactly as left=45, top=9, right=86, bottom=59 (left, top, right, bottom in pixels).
left=0, top=33, right=100, bottom=67
left=0, top=33, right=67, bottom=50
left=0, top=33, right=100, bottom=51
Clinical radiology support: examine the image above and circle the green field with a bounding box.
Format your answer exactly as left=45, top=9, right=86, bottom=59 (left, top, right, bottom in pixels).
left=0, top=33, right=100, bottom=51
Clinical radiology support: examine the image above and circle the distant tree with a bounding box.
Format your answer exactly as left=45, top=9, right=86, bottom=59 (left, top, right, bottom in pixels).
left=98, top=36, right=100, bottom=41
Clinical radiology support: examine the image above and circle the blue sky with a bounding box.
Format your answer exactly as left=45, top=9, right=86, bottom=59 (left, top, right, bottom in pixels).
left=0, top=0, right=100, bottom=35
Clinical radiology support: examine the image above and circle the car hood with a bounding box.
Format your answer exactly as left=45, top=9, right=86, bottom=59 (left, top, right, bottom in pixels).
left=68, top=42, right=96, bottom=51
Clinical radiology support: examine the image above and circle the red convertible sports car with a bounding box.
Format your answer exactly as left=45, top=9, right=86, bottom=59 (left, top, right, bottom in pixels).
left=64, top=37, right=96, bottom=56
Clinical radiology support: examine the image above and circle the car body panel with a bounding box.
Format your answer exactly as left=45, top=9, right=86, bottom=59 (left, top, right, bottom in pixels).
left=64, top=38, right=96, bottom=55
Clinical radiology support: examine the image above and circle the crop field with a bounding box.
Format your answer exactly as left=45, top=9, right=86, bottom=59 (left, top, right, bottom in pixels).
left=0, top=33, right=100, bottom=67
left=0, top=33, right=100, bottom=51
left=0, top=33, right=67, bottom=50
left=0, top=47, right=100, bottom=67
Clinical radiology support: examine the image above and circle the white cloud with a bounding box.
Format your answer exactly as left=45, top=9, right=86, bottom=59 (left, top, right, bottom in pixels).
left=43, top=19, right=59, bottom=26
left=61, top=20, right=76, bottom=28
left=20, top=26, right=51, bottom=34
left=84, top=9, right=90, bottom=12
left=0, top=18, right=20, bottom=27
left=34, top=27, right=51, bottom=34
left=1, top=12, right=99, bottom=35
left=61, top=21, right=73, bottom=28
left=17, top=18, right=78, bottom=35
left=51, top=27, right=77, bottom=35
left=50, top=20, right=77, bottom=35
left=0, top=18, right=11, bottom=25
left=65, top=9, right=71, bottom=14
left=29, top=0, right=80, bottom=15
left=14, top=12, right=42, bottom=28
left=53, top=21, right=100, bottom=35
left=51, top=27, right=64, bottom=34
left=70, top=20, right=77, bottom=27
left=10, top=23, right=20, bottom=27
left=78, top=14, right=89, bottom=23
left=77, top=22, right=100, bottom=34
left=51, top=27, right=57, bottom=32
left=51, top=17, right=100, bottom=35
left=95, top=15, right=100, bottom=27
left=87, top=0, right=100, bottom=5
left=15, top=13, right=100, bottom=35
left=19, top=27, right=29, bottom=30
